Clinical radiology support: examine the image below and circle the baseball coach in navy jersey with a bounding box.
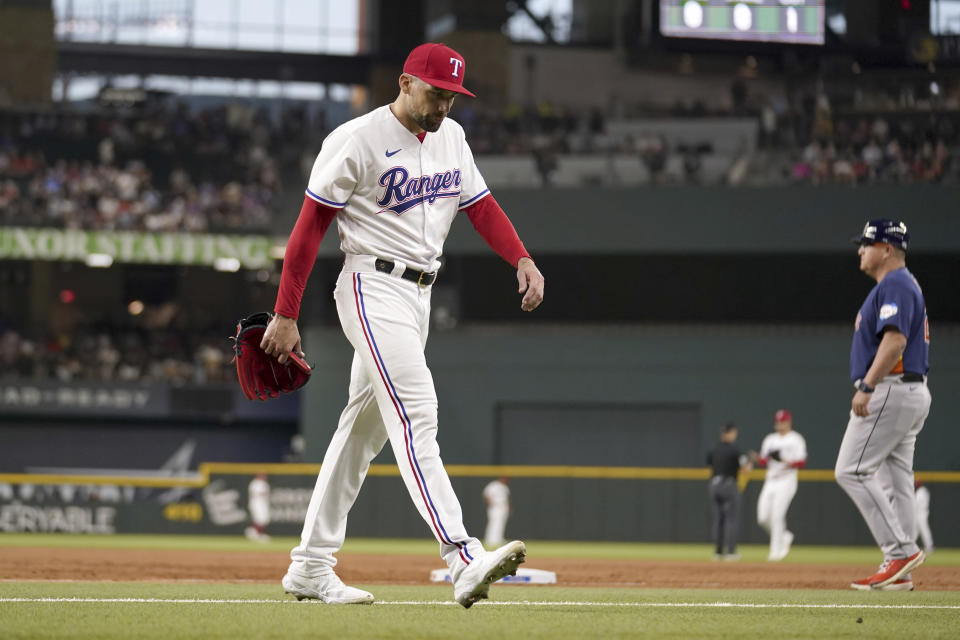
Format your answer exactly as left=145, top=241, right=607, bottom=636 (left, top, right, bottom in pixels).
left=835, top=219, right=930, bottom=592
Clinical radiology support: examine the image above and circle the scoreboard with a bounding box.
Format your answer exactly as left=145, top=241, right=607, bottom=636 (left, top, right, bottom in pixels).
left=660, top=1, right=825, bottom=45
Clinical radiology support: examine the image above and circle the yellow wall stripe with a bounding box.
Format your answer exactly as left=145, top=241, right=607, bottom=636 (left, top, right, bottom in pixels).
left=0, top=463, right=957, bottom=487
left=0, top=473, right=205, bottom=488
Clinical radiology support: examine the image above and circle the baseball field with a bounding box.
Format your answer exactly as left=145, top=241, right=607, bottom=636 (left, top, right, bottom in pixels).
left=1, top=534, right=958, bottom=639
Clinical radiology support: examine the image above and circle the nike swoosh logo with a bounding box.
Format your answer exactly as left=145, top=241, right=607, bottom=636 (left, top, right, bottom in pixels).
left=909, top=385, right=919, bottom=391
left=385, top=148, right=401, bottom=157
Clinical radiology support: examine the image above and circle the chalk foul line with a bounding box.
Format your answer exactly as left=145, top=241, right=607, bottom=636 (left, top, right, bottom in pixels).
left=0, top=598, right=957, bottom=610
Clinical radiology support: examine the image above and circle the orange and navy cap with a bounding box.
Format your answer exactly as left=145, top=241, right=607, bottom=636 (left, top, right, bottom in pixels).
left=774, top=409, right=792, bottom=423
left=403, top=43, right=476, bottom=97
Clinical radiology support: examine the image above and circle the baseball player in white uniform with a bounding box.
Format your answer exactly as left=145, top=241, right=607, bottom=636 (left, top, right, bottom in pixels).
left=260, top=42, right=543, bottom=608
left=835, top=219, right=929, bottom=591
left=482, top=477, right=510, bottom=547
left=754, top=409, right=806, bottom=561
left=245, top=473, right=271, bottom=542
left=914, top=480, right=933, bottom=553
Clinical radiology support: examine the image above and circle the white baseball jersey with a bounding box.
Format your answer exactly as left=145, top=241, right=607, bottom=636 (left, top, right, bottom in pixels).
left=483, top=480, right=510, bottom=509
left=760, top=431, right=807, bottom=480
left=305, top=105, right=489, bottom=272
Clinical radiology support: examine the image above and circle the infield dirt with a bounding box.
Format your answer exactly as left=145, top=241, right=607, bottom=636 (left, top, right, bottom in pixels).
left=2, top=547, right=958, bottom=591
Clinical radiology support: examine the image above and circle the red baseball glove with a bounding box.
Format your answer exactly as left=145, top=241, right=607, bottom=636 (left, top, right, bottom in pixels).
left=231, top=312, right=312, bottom=401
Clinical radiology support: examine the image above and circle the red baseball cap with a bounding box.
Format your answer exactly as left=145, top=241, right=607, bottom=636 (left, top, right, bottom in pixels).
left=402, top=42, right=476, bottom=97
left=774, top=409, right=792, bottom=423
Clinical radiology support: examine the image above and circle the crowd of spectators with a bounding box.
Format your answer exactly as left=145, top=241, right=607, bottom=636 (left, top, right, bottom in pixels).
left=1, top=98, right=719, bottom=221
left=2, top=87, right=958, bottom=234
left=751, top=86, right=960, bottom=185
left=784, top=104, right=956, bottom=186
left=0, top=323, right=234, bottom=385
left=0, top=102, right=321, bottom=232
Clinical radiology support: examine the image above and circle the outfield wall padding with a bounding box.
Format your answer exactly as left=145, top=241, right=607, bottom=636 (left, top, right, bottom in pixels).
left=2, top=470, right=955, bottom=548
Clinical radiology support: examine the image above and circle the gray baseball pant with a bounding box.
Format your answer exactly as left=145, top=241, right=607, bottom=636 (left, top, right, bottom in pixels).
left=835, top=375, right=931, bottom=559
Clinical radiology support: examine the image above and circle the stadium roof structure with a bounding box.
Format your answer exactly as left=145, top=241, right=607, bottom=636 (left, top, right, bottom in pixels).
left=57, top=41, right=373, bottom=84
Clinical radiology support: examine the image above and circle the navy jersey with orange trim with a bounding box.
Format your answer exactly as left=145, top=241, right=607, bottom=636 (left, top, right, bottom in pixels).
left=850, top=267, right=929, bottom=380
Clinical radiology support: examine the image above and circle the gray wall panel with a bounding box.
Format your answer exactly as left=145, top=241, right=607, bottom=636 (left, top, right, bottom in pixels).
left=496, top=403, right=700, bottom=466
left=310, top=186, right=960, bottom=256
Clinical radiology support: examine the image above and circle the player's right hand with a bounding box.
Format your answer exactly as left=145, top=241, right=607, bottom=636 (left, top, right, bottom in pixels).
left=261, top=313, right=304, bottom=364
left=851, top=390, right=872, bottom=417
left=517, top=257, right=544, bottom=312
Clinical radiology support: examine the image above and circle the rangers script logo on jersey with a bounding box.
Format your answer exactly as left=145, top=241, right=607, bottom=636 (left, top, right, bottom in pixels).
left=377, top=166, right=463, bottom=215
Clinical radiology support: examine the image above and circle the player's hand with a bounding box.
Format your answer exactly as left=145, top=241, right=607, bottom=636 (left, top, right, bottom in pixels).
left=260, top=313, right=304, bottom=364
left=851, top=390, right=872, bottom=417
left=517, top=257, right=544, bottom=312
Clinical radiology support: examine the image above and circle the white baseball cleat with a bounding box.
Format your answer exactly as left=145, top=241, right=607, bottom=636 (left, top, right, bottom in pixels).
left=282, top=571, right=374, bottom=604
left=244, top=527, right=270, bottom=543
left=453, top=540, right=526, bottom=609
left=781, top=531, right=794, bottom=558
left=768, top=531, right=794, bottom=562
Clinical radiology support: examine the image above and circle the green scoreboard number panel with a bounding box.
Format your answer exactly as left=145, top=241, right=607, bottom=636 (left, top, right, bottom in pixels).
left=660, top=1, right=825, bottom=45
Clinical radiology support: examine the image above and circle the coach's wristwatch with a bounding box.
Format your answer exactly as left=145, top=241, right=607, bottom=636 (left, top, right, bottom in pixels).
left=853, top=379, right=875, bottom=393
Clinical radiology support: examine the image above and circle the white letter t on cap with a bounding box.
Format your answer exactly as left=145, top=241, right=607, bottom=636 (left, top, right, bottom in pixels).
left=449, top=57, right=463, bottom=77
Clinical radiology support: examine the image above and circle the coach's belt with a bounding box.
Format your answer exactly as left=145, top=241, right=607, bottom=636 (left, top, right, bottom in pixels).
left=901, top=372, right=924, bottom=383
left=374, top=258, right=437, bottom=286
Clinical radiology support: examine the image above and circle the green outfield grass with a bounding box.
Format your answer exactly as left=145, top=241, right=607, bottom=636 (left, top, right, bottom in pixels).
left=1, top=533, right=958, bottom=566
left=1, top=582, right=958, bottom=640
left=1, top=535, right=958, bottom=639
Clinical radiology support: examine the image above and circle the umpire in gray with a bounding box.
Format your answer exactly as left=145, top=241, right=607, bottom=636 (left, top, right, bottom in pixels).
left=707, top=422, right=753, bottom=561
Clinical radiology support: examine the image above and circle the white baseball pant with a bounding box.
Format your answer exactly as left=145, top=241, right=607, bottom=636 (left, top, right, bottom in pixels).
left=484, top=504, right=509, bottom=547
left=757, top=473, right=797, bottom=559
left=288, top=260, right=483, bottom=578
left=249, top=500, right=270, bottom=527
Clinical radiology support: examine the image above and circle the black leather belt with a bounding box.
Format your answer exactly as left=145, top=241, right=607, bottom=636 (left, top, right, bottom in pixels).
left=901, top=372, right=924, bottom=382
left=374, top=258, right=437, bottom=286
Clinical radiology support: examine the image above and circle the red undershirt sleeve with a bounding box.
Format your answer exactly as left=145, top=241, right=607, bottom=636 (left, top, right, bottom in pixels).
left=462, top=193, right=531, bottom=267
left=274, top=196, right=338, bottom=319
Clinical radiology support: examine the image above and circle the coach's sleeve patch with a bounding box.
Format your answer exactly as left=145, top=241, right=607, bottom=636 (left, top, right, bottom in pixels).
left=879, top=303, right=899, bottom=320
